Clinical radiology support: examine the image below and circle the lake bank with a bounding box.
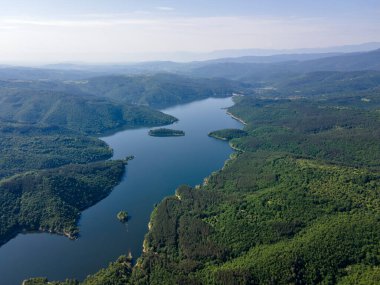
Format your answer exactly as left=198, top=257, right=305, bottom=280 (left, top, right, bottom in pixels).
left=0, top=97, right=242, bottom=285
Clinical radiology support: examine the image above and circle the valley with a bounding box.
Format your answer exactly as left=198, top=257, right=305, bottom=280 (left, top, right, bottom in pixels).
left=0, top=47, right=378, bottom=285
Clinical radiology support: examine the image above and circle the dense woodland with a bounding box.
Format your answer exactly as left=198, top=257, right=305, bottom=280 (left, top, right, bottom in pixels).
left=0, top=73, right=242, bottom=247
left=0, top=160, right=126, bottom=246
left=148, top=128, right=185, bottom=137
left=26, top=63, right=380, bottom=285
left=74, top=74, right=248, bottom=108
left=0, top=70, right=248, bottom=252
left=2, top=49, right=380, bottom=284
left=0, top=90, right=176, bottom=245
left=125, top=90, right=380, bottom=285
left=0, top=89, right=177, bottom=135
left=0, top=123, right=113, bottom=179
left=208, top=129, right=248, bottom=141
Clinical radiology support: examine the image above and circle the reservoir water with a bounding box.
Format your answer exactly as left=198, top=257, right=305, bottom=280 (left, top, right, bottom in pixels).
left=0, top=97, right=241, bottom=285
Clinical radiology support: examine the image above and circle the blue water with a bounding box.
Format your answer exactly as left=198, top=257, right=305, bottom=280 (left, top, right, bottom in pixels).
left=0, top=97, right=241, bottom=285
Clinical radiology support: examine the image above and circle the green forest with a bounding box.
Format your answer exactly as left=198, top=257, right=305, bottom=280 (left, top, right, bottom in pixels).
left=24, top=68, right=380, bottom=285
left=0, top=50, right=378, bottom=284
left=0, top=78, right=187, bottom=247
left=126, top=91, right=380, bottom=285
left=208, top=129, right=248, bottom=141
left=0, top=161, right=126, bottom=246
left=0, top=100, right=175, bottom=245
left=148, top=128, right=185, bottom=137
left=0, top=73, right=243, bottom=249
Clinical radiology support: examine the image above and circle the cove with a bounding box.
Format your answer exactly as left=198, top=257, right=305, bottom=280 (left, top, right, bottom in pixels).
left=0, top=97, right=241, bottom=285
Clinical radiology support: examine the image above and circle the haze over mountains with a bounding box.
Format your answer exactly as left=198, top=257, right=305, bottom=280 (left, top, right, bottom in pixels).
left=1, top=0, right=380, bottom=283
left=1, top=44, right=380, bottom=86
left=1, top=39, right=380, bottom=285
left=32, top=41, right=380, bottom=64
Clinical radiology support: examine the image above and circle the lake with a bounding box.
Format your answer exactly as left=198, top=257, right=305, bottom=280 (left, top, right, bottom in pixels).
left=0, top=97, right=241, bottom=285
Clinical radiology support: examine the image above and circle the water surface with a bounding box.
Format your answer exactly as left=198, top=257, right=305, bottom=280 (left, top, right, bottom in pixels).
left=0, top=97, right=241, bottom=285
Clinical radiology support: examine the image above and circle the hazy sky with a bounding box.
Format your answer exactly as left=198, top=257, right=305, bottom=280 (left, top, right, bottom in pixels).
left=0, top=0, right=380, bottom=63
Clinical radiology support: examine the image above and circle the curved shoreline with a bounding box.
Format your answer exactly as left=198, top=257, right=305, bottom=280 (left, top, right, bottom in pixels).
left=11, top=97, right=241, bottom=285
left=226, top=111, right=247, bottom=125
left=140, top=105, right=245, bottom=262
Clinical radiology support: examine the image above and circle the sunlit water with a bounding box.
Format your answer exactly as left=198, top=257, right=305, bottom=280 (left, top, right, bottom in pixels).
left=0, top=97, right=241, bottom=285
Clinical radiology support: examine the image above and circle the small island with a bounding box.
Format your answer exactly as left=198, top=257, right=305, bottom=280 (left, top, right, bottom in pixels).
left=148, top=128, right=185, bottom=137
left=117, top=210, right=128, bottom=223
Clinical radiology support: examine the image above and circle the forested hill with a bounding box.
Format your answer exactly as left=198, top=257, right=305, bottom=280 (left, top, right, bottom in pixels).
left=28, top=67, right=380, bottom=285
left=0, top=70, right=246, bottom=252
left=0, top=160, right=126, bottom=247
left=0, top=73, right=249, bottom=110
left=3, top=48, right=380, bottom=89
left=74, top=73, right=248, bottom=108
left=6, top=48, right=380, bottom=285
left=0, top=73, right=197, bottom=249
left=295, top=48, right=380, bottom=71
left=126, top=90, right=380, bottom=284
left=255, top=70, right=380, bottom=108
left=0, top=89, right=177, bottom=135
left=0, top=72, right=250, bottom=133
left=0, top=89, right=175, bottom=246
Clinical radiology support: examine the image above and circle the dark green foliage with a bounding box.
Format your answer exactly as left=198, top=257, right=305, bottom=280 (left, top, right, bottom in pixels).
left=0, top=89, right=177, bottom=135
left=338, top=265, right=380, bottom=284
left=208, top=129, right=247, bottom=141
left=0, top=73, right=249, bottom=109
left=258, top=71, right=380, bottom=110
left=82, top=255, right=133, bottom=285
left=130, top=150, right=380, bottom=284
left=25, top=255, right=133, bottom=285
left=147, top=196, right=182, bottom=251
left=76, top=74, right=248, bottom=108
left=124, top=83, right=380, bottom=284
left=0, top=73, right=180, bottom=249
left=148, top=128, right=185, bottom=137
left=228, top=97, right=380, bottom=169
left=18, top=61, right=380, bottom=284
left=276, top=71, right=380, bottom=95
left=43, top=73, right=380, bottom=284
left=0, top=123, right=113, bottom=179
left=0, top=160, right=125, bottom=246
left=23, top=278, right=79, bottom=285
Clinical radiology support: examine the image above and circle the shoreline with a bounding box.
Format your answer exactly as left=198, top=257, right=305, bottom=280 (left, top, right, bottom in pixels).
left=0, top=226, right=78, bottom=250
left=143, top=99, right=246, bottom=258
left=226, top=111, right=247, bottom=125
left=17, top=96, right=242, bottom=284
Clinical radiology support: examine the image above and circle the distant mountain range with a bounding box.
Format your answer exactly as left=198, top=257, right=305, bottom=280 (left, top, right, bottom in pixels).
left=203, top=42, right=380, bottom=59
left=1, top=44, right=380, bottom=85
left=32, top=41, right=380, bottom=64
left=189, top=48, right=380, bottom=83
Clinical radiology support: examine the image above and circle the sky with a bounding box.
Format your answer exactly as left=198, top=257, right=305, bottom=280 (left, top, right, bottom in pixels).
left=0, top=0, right=380, bottom=63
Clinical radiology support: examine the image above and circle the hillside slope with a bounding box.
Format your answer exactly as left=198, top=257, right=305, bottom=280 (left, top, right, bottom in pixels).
left=74, top=74, right=248, bottom=108
left=0, top=89, right=177, bottom=134
left=190, top=49, right=380, bottom=83
left=26, top=70, right=380, bottom=285
left=0, top=160, right=126, bottom=247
